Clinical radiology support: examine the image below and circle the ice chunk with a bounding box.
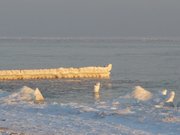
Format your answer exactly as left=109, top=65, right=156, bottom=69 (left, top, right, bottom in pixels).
left=131, top=86, right=153, bottom=101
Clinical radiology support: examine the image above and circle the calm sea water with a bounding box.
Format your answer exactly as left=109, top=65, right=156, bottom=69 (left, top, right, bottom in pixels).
left=0, top=38, right=180, bottom=135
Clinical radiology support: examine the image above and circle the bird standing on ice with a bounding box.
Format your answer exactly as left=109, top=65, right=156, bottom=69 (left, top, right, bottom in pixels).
left=93, top=82, right=101, bottom=100
left=94, top=82, right=101, bottom=93
left=161, top=89, right=167, bottom=96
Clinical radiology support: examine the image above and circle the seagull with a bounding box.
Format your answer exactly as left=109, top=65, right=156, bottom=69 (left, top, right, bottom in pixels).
left=94, top=82, right=101, bottom=93
left=161, top=89, right=167, bottom=96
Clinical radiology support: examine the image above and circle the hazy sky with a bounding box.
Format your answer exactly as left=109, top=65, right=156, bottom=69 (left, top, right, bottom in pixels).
left=0, top=0, right=180, bottom=37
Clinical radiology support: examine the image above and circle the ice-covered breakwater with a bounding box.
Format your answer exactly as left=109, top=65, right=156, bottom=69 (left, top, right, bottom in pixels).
left=0, top=64, right=112, bottom=80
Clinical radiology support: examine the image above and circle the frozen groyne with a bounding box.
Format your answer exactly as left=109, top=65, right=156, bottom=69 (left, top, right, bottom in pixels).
left=0, top=64, right=112, bottom=80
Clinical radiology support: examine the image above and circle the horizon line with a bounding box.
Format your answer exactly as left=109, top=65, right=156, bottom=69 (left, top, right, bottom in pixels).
left=0, top=36, right=180, bottom=42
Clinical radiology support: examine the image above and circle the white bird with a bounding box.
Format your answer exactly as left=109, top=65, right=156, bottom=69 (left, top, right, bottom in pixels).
left=94, top=82, right=101, bottom=93
left=161, top=89, right=167, bottom=96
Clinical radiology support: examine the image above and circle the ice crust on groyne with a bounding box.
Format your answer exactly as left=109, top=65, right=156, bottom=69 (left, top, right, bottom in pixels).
left=0, top=64, right=112, bottom=80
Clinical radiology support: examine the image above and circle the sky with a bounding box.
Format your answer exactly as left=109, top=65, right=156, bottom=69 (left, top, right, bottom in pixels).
left=0, top=0, right=180, bottom=38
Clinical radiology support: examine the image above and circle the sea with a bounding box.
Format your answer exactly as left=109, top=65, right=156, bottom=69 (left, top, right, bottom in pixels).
left=0, top=37, right=180, bottom=135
